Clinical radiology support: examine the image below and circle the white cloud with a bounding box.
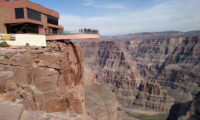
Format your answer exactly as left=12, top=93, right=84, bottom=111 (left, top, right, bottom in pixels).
left=82, top=0, right=124, bottom=9
left=97, top=4, right=124, bottom=9
left=84, top=3, right=124, bottom=9
left=152, top=0, right=166, bottom=2
left=60, top=0, right=200, bottom=35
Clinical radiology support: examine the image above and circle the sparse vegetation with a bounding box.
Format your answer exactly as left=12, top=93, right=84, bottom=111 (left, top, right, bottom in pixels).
left=26, top=43, right=30, bottom=46
left=4, top=55, right=10, bottom=59
left=0, top=41, right=10, bottom=47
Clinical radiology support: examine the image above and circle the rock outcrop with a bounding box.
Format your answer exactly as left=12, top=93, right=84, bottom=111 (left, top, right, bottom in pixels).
left=167, top=92, right=200, bottom=120
left=0, top=42, right=86, bottom=114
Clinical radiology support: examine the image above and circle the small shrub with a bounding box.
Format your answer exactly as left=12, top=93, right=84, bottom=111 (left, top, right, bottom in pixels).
left=26, top=43, right=30, bottom=46
left=0, top=41, right=10, bottom=47
left=35, top=60, right=40, bottom=64
left=4, top=55, right=9, bottom=59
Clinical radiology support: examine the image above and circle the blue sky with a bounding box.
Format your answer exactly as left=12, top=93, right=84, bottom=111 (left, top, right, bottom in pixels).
left=31, top=0, right=200, bottom=35
left=31, top=0, right=156, bottom=16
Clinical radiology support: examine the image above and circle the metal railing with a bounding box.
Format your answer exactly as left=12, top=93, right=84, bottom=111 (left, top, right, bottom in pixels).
left=48, top=28, right=99, bottom=35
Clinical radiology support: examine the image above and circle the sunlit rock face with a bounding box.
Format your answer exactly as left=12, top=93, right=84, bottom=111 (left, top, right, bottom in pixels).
left=80, top=31, right=200, bottom=112
left=0, top=42, right=87, bottom=114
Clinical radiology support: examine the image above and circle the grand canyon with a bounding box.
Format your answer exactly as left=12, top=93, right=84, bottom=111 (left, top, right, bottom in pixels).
left=0, top=31, right=200, bottom=120
left=80, top=31, right=200, bottom=119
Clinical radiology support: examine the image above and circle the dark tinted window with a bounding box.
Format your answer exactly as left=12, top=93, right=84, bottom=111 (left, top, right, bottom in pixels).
left=8, top=23, right=39, bottom=34
left=47, top=15, right=58, bottom=25
left=27, top=8, right=41, bottom=21
left=15, top=8, right=24, bottom=19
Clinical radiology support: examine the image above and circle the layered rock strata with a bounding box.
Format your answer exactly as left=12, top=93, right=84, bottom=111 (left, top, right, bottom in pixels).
left=125, top=37, right=200, bottom=102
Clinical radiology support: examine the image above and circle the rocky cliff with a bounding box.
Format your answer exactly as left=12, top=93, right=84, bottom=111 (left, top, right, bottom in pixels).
left=0, top=42, right=88, bottom=118
left=167, top=92, right=200, bottom=120
left=80, top=31, right=200, bottom=112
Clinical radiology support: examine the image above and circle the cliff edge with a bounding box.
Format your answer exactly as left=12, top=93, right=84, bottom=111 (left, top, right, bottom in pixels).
left=0, top=42, right=91, bottom=119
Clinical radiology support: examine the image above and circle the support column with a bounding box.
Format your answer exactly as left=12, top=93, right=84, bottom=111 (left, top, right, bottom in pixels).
left=39, top=25, right=45, bottom=35
left=24, top=7, right=28, bottom=19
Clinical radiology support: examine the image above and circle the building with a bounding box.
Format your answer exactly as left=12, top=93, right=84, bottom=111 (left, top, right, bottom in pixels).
left=0, top=0, right=64, bottom=35
left=0, top=0, right=99, bottom=42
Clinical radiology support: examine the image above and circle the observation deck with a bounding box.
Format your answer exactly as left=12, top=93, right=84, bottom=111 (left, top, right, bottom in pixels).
left=46, top=29, right=100, bottom=41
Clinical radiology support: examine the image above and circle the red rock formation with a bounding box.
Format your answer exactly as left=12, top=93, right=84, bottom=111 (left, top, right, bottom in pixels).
left=0, top=42, right=87, bottom=114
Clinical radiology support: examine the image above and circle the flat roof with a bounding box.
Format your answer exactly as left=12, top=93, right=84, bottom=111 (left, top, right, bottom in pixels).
left=0, top=0, right=59, bottom=18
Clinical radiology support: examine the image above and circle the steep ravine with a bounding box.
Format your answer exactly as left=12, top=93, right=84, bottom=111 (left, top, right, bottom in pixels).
left=80, top=35, right=200, bottom=112
left=80, top=41, right=174, bottom=112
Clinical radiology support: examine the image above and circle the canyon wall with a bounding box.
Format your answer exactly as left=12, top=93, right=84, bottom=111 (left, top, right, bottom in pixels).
left=80, top=41, right=174, bottom=112
left=125, top=37, right=200, bottom=102
left=80, top=32, right=200, bottom=112
left=0, top=42, right=87, bottom=115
